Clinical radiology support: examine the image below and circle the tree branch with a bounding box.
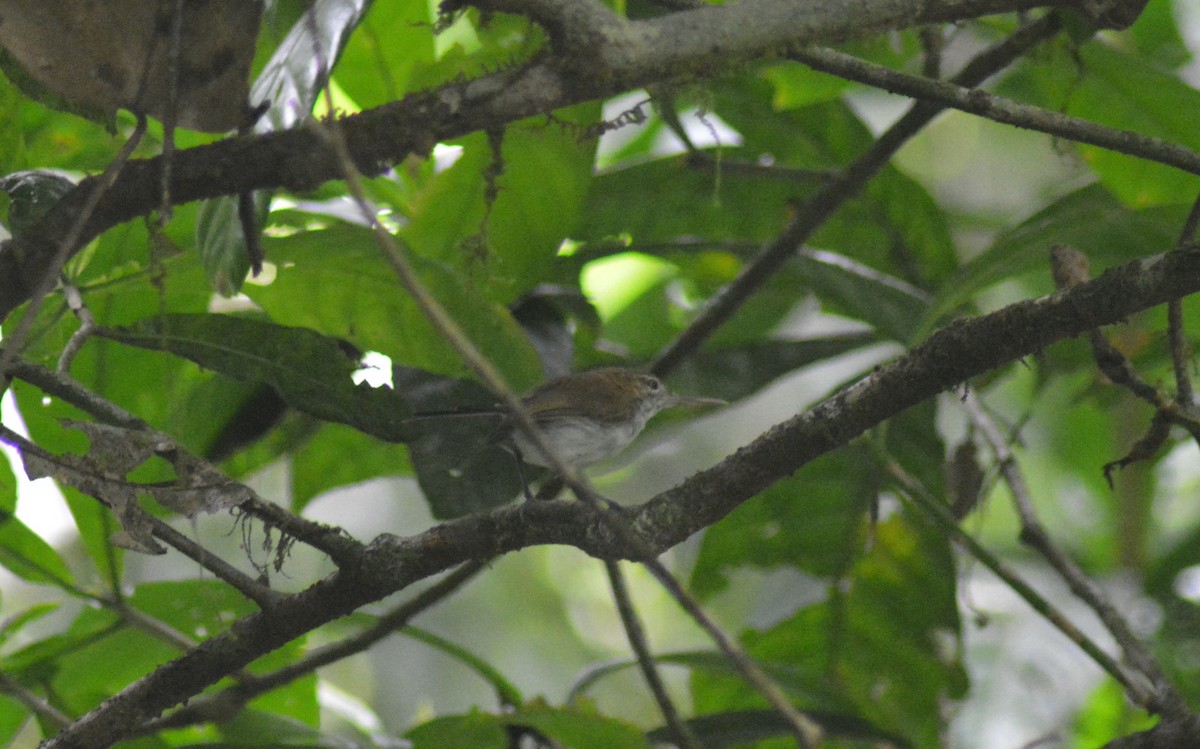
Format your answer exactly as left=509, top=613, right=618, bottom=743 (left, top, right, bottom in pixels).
left=651, top=14, right=1061, bottom=374
left=0, top=0, right=1067, bottom=323
left=41, top=242, right=1200, bottom=749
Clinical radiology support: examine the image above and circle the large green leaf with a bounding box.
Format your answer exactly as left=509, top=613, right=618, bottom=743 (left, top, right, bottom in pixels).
left=922, top=184, right=1186, bottom=331
left=690, top=449, right=875, bottom=598
left=399, top=110, right=598, bottom=300
left=794, top=250, right=931, bottom=342
left=334, top=0, right=436, bottom=108
left=693, top=513, right=963, bottom=749
left=100, top=313, right=413, bottom=443
left=486, top=109, right=600, bottom=293
left=997, top=37, right=1200, bottom=208
left=1066, top=43, right=1200, bottom=207
left=250, top=223, right=541, bottom=389
left=578, top=153, right=799, bottom=244
left=392, top=366, right=523, bottom=519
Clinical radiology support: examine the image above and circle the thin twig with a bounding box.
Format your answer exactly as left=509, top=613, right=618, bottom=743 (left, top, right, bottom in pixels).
left=651, top=15, right=1060, bottom=375
left=160, top=0, right=183, bottom=223
left=56, top=283, right=97, bottom=375
left=0, top=673, right=72, bottom=729
left=637, top=554, right=822, bottom=747
left=1168, top=194, right=1200, bottom=407
left=315, top=105, right=825, bottom=748
left=0, top=117, right=147, bottom=387
left=960, top=392, right=1187, bottom=717
left=145, top=517, right=283, bottom=608
left=133, top=559, right=488, bottom=735
left=4, top=358, right=366, bottom=568
left=604, top=560, right=701, bottom=749
left=791, top=38, right=1200, bottom=175
left=880, top=454, right=1148, bottom=703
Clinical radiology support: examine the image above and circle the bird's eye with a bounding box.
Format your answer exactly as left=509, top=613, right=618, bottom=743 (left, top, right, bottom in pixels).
left=644, top=376, right=662, bottom=390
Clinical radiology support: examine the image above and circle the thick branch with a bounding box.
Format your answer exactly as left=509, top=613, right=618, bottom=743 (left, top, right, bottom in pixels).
left=0, top=0, right=1063, bottom=322
left=44, top=244, right=1200, bottom=749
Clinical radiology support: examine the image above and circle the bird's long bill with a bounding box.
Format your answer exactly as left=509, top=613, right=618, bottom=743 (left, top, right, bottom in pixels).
left=664, top=394, right=727, bottom=410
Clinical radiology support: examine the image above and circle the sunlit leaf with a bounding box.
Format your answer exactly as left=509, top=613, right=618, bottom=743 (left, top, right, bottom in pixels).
left=101, top=313, right=414, bottom=443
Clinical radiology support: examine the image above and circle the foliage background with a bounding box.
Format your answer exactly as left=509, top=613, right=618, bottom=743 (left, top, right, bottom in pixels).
left=1, top=0, right=1200, bottom=748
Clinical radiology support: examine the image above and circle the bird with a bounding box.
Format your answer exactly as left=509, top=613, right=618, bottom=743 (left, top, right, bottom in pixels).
left=492, top=367, right=725, bottom=499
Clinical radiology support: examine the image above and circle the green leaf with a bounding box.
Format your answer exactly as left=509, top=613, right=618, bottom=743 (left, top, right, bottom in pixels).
left=0, top=602, right=59, bottom=647
left=0, top=169, right=75, bottom=236
left=195, top=193, right=269, bottom=297
left=392, top=366, right=523, bottom=519
left=692, top=399, right=944, bottom=596
left=763, top=61, right=852, bottom=109
left=400, top=133, right=492, bottom=264
left=1066, top=43, right=1200, bottom=206
left=335, top=0, right=437, bottom=108
left=400, top=110, right=598, bottom=300
left=1, top=610, right=120, bottom=678
left=406, top=711, right=508, bottom=749
left=251, top=0, right=372, bottom=132
left=100, top=313, right=414, bottom=443
left=248, top=223, right=542, bottom=391
left=485, top=108, right=600, bottom=293
left=660, top=649, right=851, bottom=714
left=690, top=450, right=874, bottom=597
left=1072, top=681, right=1156, bottom=748
left=579, top=154, right=797, bottom=244
left=43, top=580, right=307, bottom=720
left=0, top=694, right=29, bottom=748
left=1122, top=0, right=1191, bottom=70
left=795, top=250, right=931, bottom=342
left=646, top=708, right=911, bottom=748
left=668, top=332, right=880, bottom=403
left=289, top=423, right=410, bottom=512
left=515, top=703, right=649, bottom=749
left=0, top=450, right=14, bottom=513
left=0, top=511, right=75, bottom=587
left=922, top=184, right=1185, bottom=331
left=796, top=519, right=962, bottom=745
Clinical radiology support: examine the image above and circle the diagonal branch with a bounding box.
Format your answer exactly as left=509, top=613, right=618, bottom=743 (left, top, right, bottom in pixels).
left=0, top=0, right=1068, bottom=322
left=651, top=14, right=1062, bottom=374
left=41, top=241, right=1200, bottom=749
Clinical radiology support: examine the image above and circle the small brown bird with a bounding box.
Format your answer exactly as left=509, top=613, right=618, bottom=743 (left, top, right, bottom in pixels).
left=493, top=367, right=725, bottom=498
